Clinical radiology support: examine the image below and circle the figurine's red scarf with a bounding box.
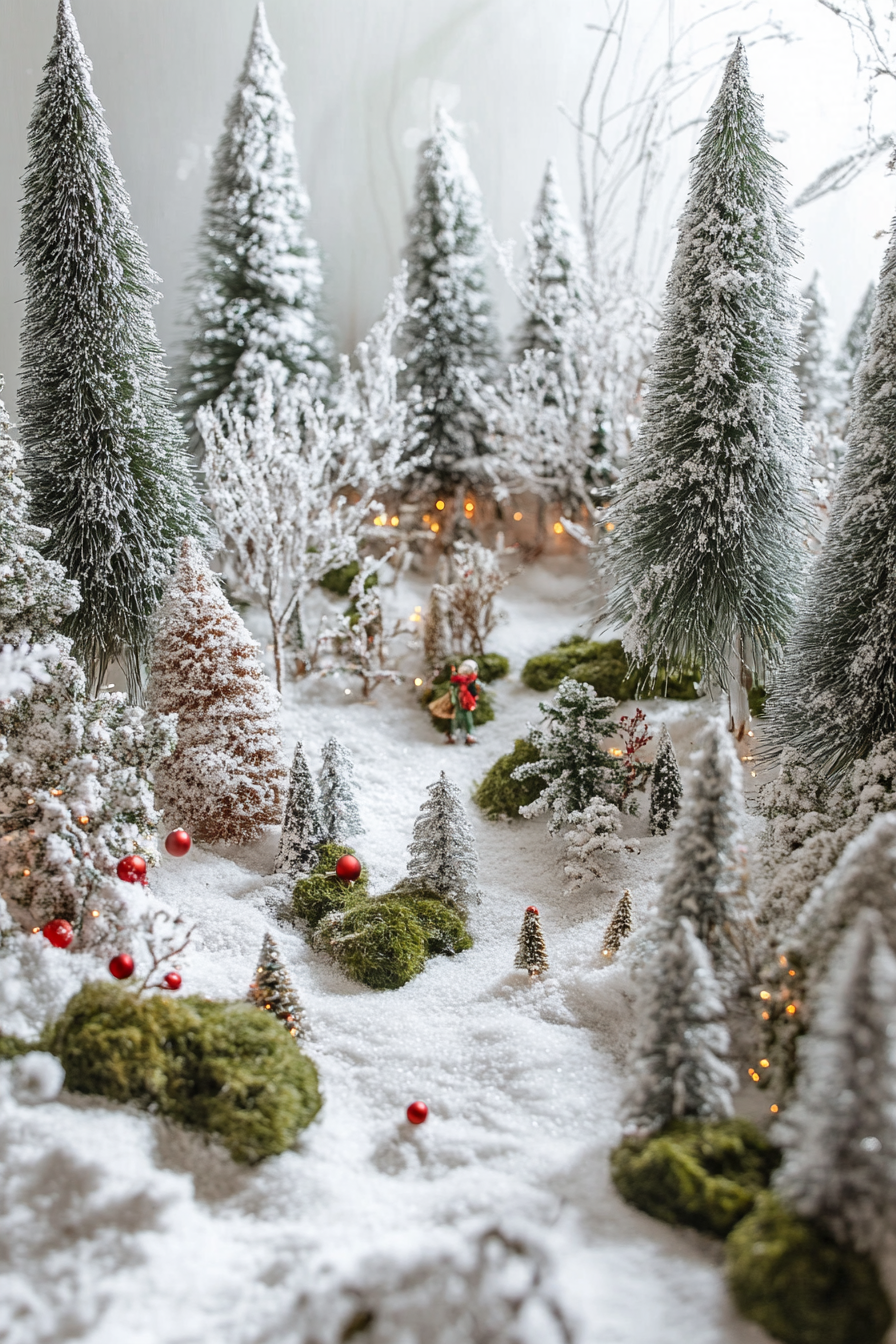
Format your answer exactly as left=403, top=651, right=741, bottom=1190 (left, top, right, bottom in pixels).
left=451, top=673, right=478, bottom=712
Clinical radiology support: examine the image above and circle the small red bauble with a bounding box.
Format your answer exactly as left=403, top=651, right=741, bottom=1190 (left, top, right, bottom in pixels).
left=406, top=1101, right=428, bottom=1125
left=163, top=971, right=182, bottom=991
left=165, top=829, right=192, bottom=857
left=335, top=854, right=362, bottom=883
left=109, top=953, right=135, bottom=980
left=116, top=855, right=147, bottom=884
left=526, top=905, right=539, bottom=915
left=42, top=918, right=73, bottom=949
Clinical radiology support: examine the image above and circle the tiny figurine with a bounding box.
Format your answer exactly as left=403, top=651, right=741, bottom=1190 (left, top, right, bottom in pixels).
left=447, top=658, right=481, bottom=746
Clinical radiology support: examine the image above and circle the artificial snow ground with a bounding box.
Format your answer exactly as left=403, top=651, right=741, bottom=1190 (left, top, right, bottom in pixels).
left=0, top=559, right=776, bottom=1344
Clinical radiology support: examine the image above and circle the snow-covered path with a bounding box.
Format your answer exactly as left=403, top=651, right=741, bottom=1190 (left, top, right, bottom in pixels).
left=0, top=560, right=771, bottom=1344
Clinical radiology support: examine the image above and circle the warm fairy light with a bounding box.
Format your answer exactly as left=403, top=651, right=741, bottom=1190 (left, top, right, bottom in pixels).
left=770, top=1104, right=779, bottom=1114
left=749, top=1069, right=759, bottom=1081
left=431, top=523, right=440, bottom=533
left=78, top=815, right=89, bottom=824
left=759, top=1059, right=770, bottom=1068
left=436, top=500, right=445, bottom=510
left=553, top=522, right=565, bottom=534
left=423, top=514, right=431, bottom=523
left=759, top=990, right=771, bottom=1000
left=747, top=730, right=755, bottom=738
left=513, top=512, right=523, bottom=521
left=31, top=926, right=39, bottom=934
left=788, top=969, right=796, bottom=977
left=344, top=688, right=351, bottom=695
left=779, top=956, right=788, bottom=966
left=605, top=522, right=615, bottom=531
left=91, top=910, right=99, bottom=917
left=390, top=516, right=399, bottom=526
left=414, top=605, right=422, bottom=612
left=26, top=798, right=34, bottom=805
left=50, top=789, right=62, bottom=796
left=410, top=613, right=421, bottom=622
left=602, top=949, right=610, bottom=957
left=750, top=771, right=757, bottom=777
left=786, top=1004, right=797, bottom=1015
left=762, top=1011, right=769, bottom=1020
left=414, top=678, right=423, bottom=686
left=464, top=500, right=474, bottom=513
left=610, top=748, right=623, bottom=757
left=23, top=869, right=30, bottom=877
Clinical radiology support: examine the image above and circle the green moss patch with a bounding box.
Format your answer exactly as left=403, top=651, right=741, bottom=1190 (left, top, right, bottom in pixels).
left=473, top=738, right=544, bottom=819
left=292, top=843, right=369, bottom=927
left=521, top=636, right=699, bottom=700
left=319, top=561, right=380, bottom=597
left=726, top=1192, right=892, bottom=1344
left=0, top=1032, right=34, bottom=1060
left=47, top=982, right=322, bottom=1164
left=611, top=1118, right=780, bottom=1237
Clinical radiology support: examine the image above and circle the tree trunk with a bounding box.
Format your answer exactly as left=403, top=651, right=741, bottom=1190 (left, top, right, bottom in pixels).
left=726, top=632, right=752, bottom=741
left=268, top=604, right=284, bottom=694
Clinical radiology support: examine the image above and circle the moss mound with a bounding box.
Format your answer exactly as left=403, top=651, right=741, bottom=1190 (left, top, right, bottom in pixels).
left=322, top=899, right=428, bottom=990
left=319, top=561, right=380, bottom=597
left=611, top=1118, right=780, bottom=1237
left=292, top=843, right=368, bottom=927
left=48, top=982, right=322, bottom=1164
left=521, top=636, right=699, bottom=700
left=0, top=1032, right=34, bottom=1060
left=473, top=738, right=544, bottom=819
left=390, top=887, right=474, bottom=956
left=726, top=1192, right=892, bottom=1344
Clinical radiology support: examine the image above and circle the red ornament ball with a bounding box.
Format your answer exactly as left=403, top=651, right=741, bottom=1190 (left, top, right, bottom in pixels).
left=109, top=953, right=135, bottom=980
left=116, top=854, right=147, bottom=884
left=163, top=970, right=182, bottom=991
left=406, top=1101, right=428, bottom=1126
left=42, top=918, right=73, bottom=949
left=526, top=905, right=539, bottom=915
left=335, top=854, right=362, bottom=884
left=165, top=829, right=192, bottom=857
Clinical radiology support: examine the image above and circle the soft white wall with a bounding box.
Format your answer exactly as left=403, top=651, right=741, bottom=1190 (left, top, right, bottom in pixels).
left=0, top=0, right=891, bottom=420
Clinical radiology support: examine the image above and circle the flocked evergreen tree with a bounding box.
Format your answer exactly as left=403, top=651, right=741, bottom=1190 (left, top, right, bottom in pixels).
left=275, top=738, right=319, bottom=876
left=514, top=905, right=549, bottom=976
left=838, top=281, right=876, bottom=392
left=625, top=916, right=737, bottom=1132
left=795, top=272, right=837, bottom=422
left=181, top=2, right=331, bottom=430
left=248, top=932, right=304, bottom=1038
left=401, top=108, right=500, bottom=494
left=515, top=160, right=581, bottom=362
left=649, top=724, right=683, bottom=837
left=17, top=0, right=205, bottom=694
left=317, top=737, right=363, bottom=844
left=563, top=797, right=624, bottom=889
left=601, top=890, right=633, bottom=958
left=609, top=41, right=808, bottom=739
left=406, top=770, right=478, bottom=912
left=768, top=225, right=896, bottom=778
left=775, top=908, right=896, bottom=1253
left=147, top=538, right=286, bottom=844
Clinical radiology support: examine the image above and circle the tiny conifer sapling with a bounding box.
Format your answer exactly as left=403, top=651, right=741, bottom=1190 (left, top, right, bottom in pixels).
left=602, top=891, right=633, bottom=958
left=317, top=738, right=363, bottom=844
left=515, top=905, right=549, bottom=977
left=248, top=932, right=304, bottom=1038
left=276, top=740, right=320, bottom=877
left=406, top=771, right=479, bottom=912
left=649, top=724, right=683, bottom=837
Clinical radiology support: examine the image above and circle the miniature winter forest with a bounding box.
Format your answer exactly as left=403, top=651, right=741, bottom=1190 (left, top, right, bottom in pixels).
left=1, top=3, right=895, bottom=1343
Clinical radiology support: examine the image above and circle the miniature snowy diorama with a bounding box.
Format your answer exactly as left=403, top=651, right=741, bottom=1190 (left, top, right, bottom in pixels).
left=1, top=2, right=895, bottom=1342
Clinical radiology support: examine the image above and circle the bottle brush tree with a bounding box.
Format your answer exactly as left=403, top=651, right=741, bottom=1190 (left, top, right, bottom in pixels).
left=601, top=890, right=633, bottom=958
left=17, top=0, right=205, bottom=694
left=837, top=281, right=876, bottom=394
left=649, top=724, right=683, bottom=836
left=514, top=905, right=549, bottom=977
left=275, top=739, right=320, bottom=876
left=146, top=538, right=286, bottom=845
left=181, top=1, right=331, bottom=430
left=317, top=737, right=363, bottom=844
left=608, top=40, right=809, bottom=740
left=406, top=770, right=479, bottom=913
left=563, top=798, right=623, bottom=889
left=248, top=932, right=304, bottom=1038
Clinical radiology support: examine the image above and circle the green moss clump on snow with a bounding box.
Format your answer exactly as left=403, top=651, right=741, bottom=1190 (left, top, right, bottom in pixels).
left=0, top=1032, right=34, bottom=1060
left=473, top=738, right=544, bottom=819
left=390, top=886, right=474, bottom=956
left=726, top=1191, right=892, bottom=1344
left=320, top=899, right=428, bottom=990
left=47, top=981, right=322, bottom=1164
left=292, top=843, right=368, bottom=927
left=521, top=636, right=699, bottom=700
left=610, top=1118, right=780, bottom=1237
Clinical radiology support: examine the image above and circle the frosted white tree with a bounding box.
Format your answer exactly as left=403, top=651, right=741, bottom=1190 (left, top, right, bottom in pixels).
left=775, top=908, right=896, bottom=1252
left=625, top=916, right=737, bottom=1132
left=649, top=724, right=682, bottom=837
left=563, top=797, right=623, bottom=889
left=275, top=739, right=319, bottom=877
left=515, top=160, right=581, bottom=362
left=442, top=541, right=509, bottom=656
left=319, top=555, right=404, bottom=701
left=406, top=771, right=479, bottom=912
left=608, top=42, right=809, bottom=740
left=198, top=274, right=421, bottom=689
left=181, top=1, right=331, bottom=429
left=318, top=738, right=363, bottom=844
left=0, top=643, right=55, bottom=702
left=795, top=274, right=846, bottom=520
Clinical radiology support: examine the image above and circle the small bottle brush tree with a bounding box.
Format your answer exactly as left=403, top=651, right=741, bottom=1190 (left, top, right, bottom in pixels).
left=401, top=107, right=501, bottom=495
left=181, top=1, right=331, bottom=430
left=317, top=738, right=363, bottom=844
left=768, top=222, right=896, bottom=778
left=774, top=908, right=896, bottom=1253
left=514, top=906, right=549, bottom=977
left=513, top=677, right=624, bottom=833
left=407, top=771, right=479, bottom=913
left=601, top=890, right=633, bottom=958
left=649, top=724, right=683, bottom=836
left=248, top=932, right=304, bottom=1038
left=17, top=0, right=205, bottom=695
left=625, top=916, right=738, bottom=1132
left=608, top=40, right=809, bottom=740
left=275, top=739, right=320, bottom=877
left=563, top=798, right=623, bottom=890
left=147, top=538, right=286, bottom=845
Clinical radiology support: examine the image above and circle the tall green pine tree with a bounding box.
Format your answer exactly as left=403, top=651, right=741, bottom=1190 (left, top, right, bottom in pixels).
left=17, top=0, right=205, bottom=694
left=838, top=281, right=876, bottom=389
left=609, top=41, right=808, bottom=738
left=515, top=159, right=580, bottom=361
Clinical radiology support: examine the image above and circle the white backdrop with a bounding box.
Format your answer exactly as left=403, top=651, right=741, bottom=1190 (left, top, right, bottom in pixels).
left=0, top=0, right=892, bottom=418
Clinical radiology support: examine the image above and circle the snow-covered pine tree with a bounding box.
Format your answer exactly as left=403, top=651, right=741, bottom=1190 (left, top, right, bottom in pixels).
left=649, top=724, right=683, bottom=836
left=514, top=906, right=549, bottom=976
left=563, top=797, right=624, bottom=889
left=609, top=41, right=808, bottom=739
left=275, top=739, right=319, bottom=876
left=401, top=107, right=500, bottom=494
left=513, top=677, right=624, bottom=833
left=181, top=2, right=331, bottom=430
left=774, top=908, right=896, bottom=1253
left=317, top=737, right=363, bottom=844
left=795, top=273, right=837, bottom=423
left=767, top=225, right=896, bottom=777
left=838, top=281, right=876, bottom=391
left=625, top=915, right=737, bottom=1132
left=602, top=890, right=633, bottom=958
left=515, top=160, right=581, bottom=362
left=406, top=770, right=479, bottom=912
left=248, top=932, right=304, bottom=1037
left=17, top=0, right=205, bottom=694
left=147, top=538, right=286, bottom=845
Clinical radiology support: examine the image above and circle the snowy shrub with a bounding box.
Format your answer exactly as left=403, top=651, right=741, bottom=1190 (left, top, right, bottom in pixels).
left=319, top=555, right=404, bottom=701
left=48, top=982, right=322, bottom=1164
left=563, top=798, right=623, bottom=889
left=611, top=1117, right=779, bottom=1237
left=442, top=542, right=509, bottom=657
left=726, top=1191, right=892, bottom=1344
left=473, top=739, right=543, bottom=820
